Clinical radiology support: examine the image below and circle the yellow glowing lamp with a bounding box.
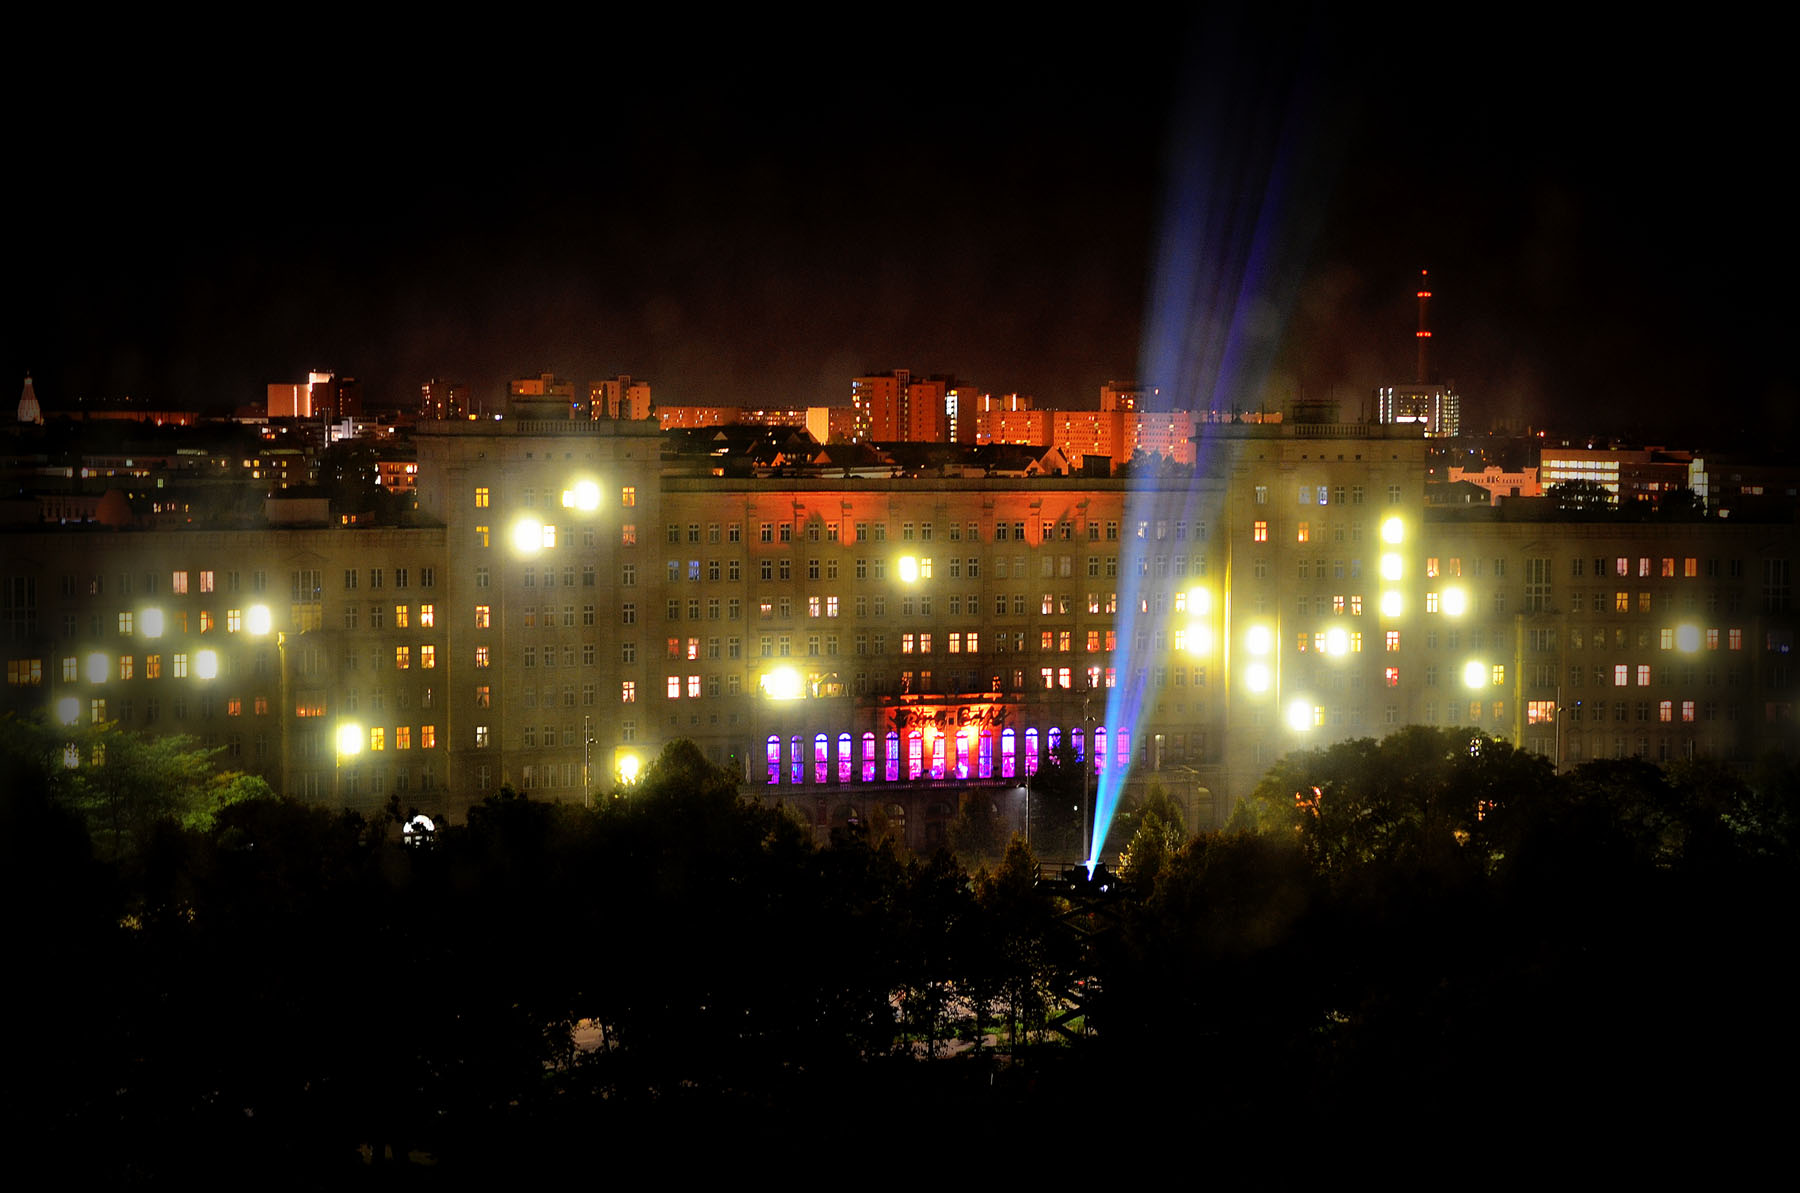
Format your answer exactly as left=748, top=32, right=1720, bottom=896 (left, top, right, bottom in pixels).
left=1379, top=590, right=1403, bottom=618
left=1324, top=627, right=1349, bottom=656
left=1380, top=553, right=1403, bottom=581
left=1381, top=516, right=1404, bottom=544
left=511, top=517, right=544, bottom=554
left=616, top=750, right=642, bottom=784
left=897, top=556, right=919, bottom=583
left=1442, top=587, right=1467, bottom=616
left=563, top=480, right=601, bottom=511
left=1245, top=625, right=1273, bottom=655
left=1184, top=624, right=1214, bottom=655
left=1244, top=663, right=1271, bottom=693
left=246, top=605, right=272, bottom=635
left=336, top=723, right=364, bottom=756
left=142, top=608, right=166, bottom=638
left=1187, top=587, right=1212, bottom=616
left=1286, top=699, right=1317, bottom=731
left=1463, top=660, right=1488, bottom=689
left=760, top=667, right=804, bottom=701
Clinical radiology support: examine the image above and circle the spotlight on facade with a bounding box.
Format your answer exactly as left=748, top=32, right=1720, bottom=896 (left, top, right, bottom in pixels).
left=1245, top=624, right=1273, bottom=655
left=195, top=649, right=219, bottom=679
left=85, top=652, right=109, bottom=683
left=1442, top=587, right=1467, bottom=616
left=1381, top=516, right=1405, bottom=544
left=1380, top=590, right=1403, bottom=618
left=1184, top=624, right=1214, bottom=655
left=1380, top=552, right=1403, bottom=581
left=1286, top=699, right=1317, bottom=731
left=56, top=696, right=81, bottom=726
left=897, top=555, right=919, bottom=583
left=1187, top=587, right=1212, bottom=616
left=142, top=608, right=165, bottom=638
left=1676, top=624, right=1701, bottom=653
left=1324, top=627, right=1349, bottom=656
left=1245, top=663, right=1271, bottom=693
left=336, top=722, right=364, bottom=756
left=616, top=750, right=642, bottom=784
left=511, top=517, right=545, bottom=554
left=760, top=667, right=804, bottom=701
left=246, top=605, right=272, bottom=635
left=1463, top=660, right=1488, bottom=689
left=563, top=480, right=601, bottom=511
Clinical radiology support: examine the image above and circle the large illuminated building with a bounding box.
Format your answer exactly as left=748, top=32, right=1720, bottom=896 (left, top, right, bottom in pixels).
left=5, top=410, right=1797, bottom=848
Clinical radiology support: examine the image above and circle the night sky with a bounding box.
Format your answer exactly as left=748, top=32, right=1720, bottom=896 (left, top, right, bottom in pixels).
left=7, top=11, right=1791, bottom=445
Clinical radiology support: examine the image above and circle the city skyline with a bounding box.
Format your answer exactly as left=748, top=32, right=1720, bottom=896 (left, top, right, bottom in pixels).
left=5, top=13, right=1792, bottom=441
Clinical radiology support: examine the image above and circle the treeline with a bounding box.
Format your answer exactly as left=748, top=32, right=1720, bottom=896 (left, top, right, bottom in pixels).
left=8, top=722, right=1800, bottom=1178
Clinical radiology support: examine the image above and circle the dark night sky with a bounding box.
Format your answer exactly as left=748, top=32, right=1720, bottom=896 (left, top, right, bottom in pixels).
left=7, top=11, right=1792, bottom=445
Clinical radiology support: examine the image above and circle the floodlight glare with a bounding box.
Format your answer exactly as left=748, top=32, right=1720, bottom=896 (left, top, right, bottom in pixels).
left=1676, top=624, right=1701, bottom=653
left=1286, top=699, right=1317, bottom=731
left=246, top=605, right=272, bottom=635
left=195, top=649, right=219, bottom=679
left=85, top=652, right=109, bottom=683
left=56, top=696, right=81, bottom=726
left=616, top=750, right=642, bottom=783
left=897, top=556, right=919, bottom=583
left=142, top=608, right=165, bottom=638
left=336, top=723, right=364, bottom=756
left=1380, top=590, right=1403, bottom=618
left=1187, top=587, right=1212, bottom=616
left=1245, top=663, right=1271, bottom=693
left=1245, top=625, right=1273, bottom=655
left=1443, top=587, right=1467, bottom=616
left=760, top=667, right=804, bottom=701
left=1463, top=660, right=1488, bottom=689
left=1184, top=624, right=1214, bottom=655
left=1380, top=552, right=1404, bottom=581
left=511, top=517, right=545, bottom=554
left=1325, top=627, right=1349, bottom=656
left=1381, top=516, right=1404, bottom=544
left=563, top=480, right=601, bottom=511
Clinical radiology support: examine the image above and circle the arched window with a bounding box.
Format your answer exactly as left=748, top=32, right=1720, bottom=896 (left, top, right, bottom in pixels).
left=766, top=735, right=780, bottom=785
left=837, top=732, right=853, bottom=782
left=790, top=735, right=803, bottom=785
left=951, top=732, right=968, bottom=780
left=885, top=731, right=900, bottom=782
left=1000, top=727, right=1016, bottom=779
left=1094, top=727, right=1108, bottom=774
left=1048, top=727, right=1062, bottom=756
left=978, top=731, right=993, bottom=779
left=1071, top=727, right=1085, bottom=765
left=906, top=730, right=924, bottom=780
left=861, top=731, right=876, bottom=782
left=814, top=733, right=829, bottom=784
left=930, top=733, right=947, bottom=781
left=1024, top=727, right=1039, bottom=776
left=1116, top=727, right=1130, bottom=768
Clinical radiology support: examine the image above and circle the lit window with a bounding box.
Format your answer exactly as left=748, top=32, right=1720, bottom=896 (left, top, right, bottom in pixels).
left=370, top=728, right=385, bottom=751
left=475, top=487, right=490, bottom=508
left=395, top=605, right=409, bottom=629
left=396, top=727, right=411, bottom=750
left=420, top=645, right=435, bottom=669
left=475, top=605, right=490, bottom=628
left=667, top=676, right=681, bottom=699
left=1253, top=521, right=1268, bottom=543
left=1615, top=665, right=1629, bottom=686
left=474, top=725, right=489, bottom=748
left=622, top=681, right=636, bottom=703
left=422, top=726, right=436, bottom=749
left=1386, top=631, right=1400, bottom=652
left=1296, top=522, right=1310, bottom=543
left=1637, top=665, right=1651, bottom=686
left=475, top=646, right=490, bottom=668
left=419, top=604, right=435, bottom=628
left=395, top=647, right=411, bottom=669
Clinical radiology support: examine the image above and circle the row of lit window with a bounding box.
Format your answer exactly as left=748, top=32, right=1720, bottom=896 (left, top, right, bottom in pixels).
left=343, top=604, right=436, bottom=629
left=61, top=651, right=216, bottom=683
left=339, top=568, right=433, bottom=590
left=762, top=724, right=1131, bottom=786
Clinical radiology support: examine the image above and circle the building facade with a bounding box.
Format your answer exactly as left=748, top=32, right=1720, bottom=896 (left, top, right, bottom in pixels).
left=6, top=417, right=1796, bottom=849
